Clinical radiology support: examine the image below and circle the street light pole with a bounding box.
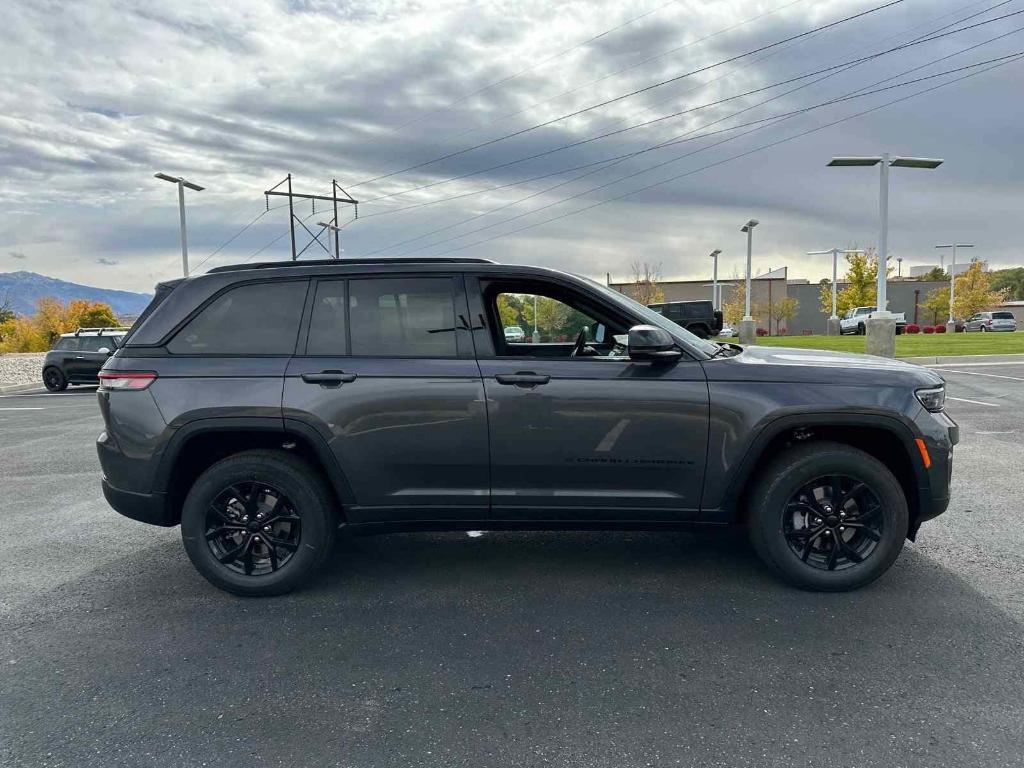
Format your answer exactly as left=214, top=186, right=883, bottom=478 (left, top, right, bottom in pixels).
left=155, top=173, right=204, bottom=277
left=935, top=243, right=974, bottom=332
left=709, top=249, right=722, bottom=309
left=827, top=155, right=943, bottom=356
left=808, top=248, right=841, bottom=335
left=897, top=256, right=903, bottom=278
left=739, top=220, right=758, bottom=345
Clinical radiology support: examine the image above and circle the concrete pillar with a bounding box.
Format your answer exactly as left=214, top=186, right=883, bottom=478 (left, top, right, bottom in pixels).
left=865, top=316, right=896, bottom=358
left=827, top=317, right=841, bottom=336
left=945, top=320, right=957, bottom=335
left=739, top=319, right=757, bottom=345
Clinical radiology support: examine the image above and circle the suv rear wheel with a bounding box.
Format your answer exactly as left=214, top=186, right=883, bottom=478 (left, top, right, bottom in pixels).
left=747, top=442, right=908, bottom=591
left=43, top=367, right=68, bottom=392
left=181, top=450, right=338, bottom=596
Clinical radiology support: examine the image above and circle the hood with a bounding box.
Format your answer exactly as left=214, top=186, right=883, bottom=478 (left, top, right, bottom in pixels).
left=706, top=344, right=944, bottom=387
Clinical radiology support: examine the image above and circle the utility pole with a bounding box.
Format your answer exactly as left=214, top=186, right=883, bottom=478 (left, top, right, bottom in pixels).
left=897, top=256, right=903, bottom=278
left=827, top=154, right=943, bottom=357
left=709, top=249, right=721, bottom=309
left=155, top=173, right=204, bottom=276
left=740, top=220, right=758, bottom=345
left=935, top=243, right=974, bottom=333
left=265, top=176, right=357, bottom=260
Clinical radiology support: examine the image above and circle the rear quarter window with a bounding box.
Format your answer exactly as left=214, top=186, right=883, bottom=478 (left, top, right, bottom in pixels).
left=167, top=281, right=307, bottom=355
left=992, top=312, right=1014, bottom=320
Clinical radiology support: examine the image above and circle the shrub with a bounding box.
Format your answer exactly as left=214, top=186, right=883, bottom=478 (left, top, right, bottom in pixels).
left=755, top=327, right=769, bottom=337
left=934, top=324, right=947, bottom=334
left=922, top=325, right=935, bottom=334
left=906, top=324, right=920, bottom=334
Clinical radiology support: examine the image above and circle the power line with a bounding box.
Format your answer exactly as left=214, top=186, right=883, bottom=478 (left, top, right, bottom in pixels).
left=343, top=0, right=907, bottom=191
left=362, top=13, right=1023, bottom=257
left=387, top=53, right=1021, bottom=258
left=428, top=53, right=1024, bottom=258
left=379, top=0, right=683, bottom=137
left=357, top=4, right=1023, bottom=208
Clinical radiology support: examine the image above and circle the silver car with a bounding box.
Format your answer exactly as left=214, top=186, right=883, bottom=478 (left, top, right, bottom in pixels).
left=964, top=311, right=1017, bottom=332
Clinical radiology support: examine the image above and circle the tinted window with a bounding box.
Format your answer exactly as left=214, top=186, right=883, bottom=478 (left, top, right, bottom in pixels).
left=992, top=312, right=1014, bottom=320
left=56, top=337, right=78, bottom=351
left=306, top=280, right=347, bottom=356
left=168, top=281, right=307, bottom=355
left=78, top=336, right=104, bottom=352
left=349, top=278, right=457, bottom=357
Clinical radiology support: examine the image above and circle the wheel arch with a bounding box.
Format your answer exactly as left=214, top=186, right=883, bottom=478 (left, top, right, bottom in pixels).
left=155, top=417, right=355, bottom=526
left=719, top=413, right=929, bottom=538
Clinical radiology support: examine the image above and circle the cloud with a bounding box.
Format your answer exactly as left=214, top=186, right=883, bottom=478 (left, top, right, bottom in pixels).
left=9, top=251, right=26, bottom=260
left=1, top=0, right=1022, bottom=291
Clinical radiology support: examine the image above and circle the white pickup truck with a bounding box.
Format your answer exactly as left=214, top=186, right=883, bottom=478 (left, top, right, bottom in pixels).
left=839, top=306, right=907, bottom=335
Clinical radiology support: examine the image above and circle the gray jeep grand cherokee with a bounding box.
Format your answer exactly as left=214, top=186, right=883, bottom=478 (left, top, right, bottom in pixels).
left=97, top=258, right=957, bottom=596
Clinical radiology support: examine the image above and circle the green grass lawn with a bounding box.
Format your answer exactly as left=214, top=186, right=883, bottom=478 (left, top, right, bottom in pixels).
left=754, top=332, right=1024, bottom=357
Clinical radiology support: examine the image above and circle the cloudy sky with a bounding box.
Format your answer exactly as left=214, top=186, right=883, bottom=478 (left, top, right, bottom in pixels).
left=2, top=0, right=1022, bottom=293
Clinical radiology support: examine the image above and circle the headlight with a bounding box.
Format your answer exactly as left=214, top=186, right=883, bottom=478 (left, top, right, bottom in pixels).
left=915, top=385, right=945, bottom=412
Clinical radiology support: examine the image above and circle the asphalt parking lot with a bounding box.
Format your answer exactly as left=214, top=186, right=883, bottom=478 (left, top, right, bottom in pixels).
left=2, top=366, right=1023, bottom=768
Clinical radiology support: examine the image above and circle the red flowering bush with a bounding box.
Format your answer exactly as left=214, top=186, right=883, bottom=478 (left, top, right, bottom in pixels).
left=923, top=325, right=935, bottom=334
left=906, top=324, right=920, bottom=334
left=934, top=324, right=947, bottom=334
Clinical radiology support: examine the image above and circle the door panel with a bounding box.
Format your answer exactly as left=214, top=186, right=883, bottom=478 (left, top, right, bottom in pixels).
left=284, top=275, right=488, bottom=523
left=478, top=357, right=709, bottom=520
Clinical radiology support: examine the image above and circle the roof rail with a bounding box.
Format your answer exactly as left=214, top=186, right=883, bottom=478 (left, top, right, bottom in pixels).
left=74, top=326, right=131, bottom=335
left=207, top=257, right=496, bottom=274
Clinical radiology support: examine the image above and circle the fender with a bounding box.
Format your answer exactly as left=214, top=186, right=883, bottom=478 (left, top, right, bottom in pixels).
left=707, top=410, right=929, bottom=522
left=154, top=416, right=357, bottom=509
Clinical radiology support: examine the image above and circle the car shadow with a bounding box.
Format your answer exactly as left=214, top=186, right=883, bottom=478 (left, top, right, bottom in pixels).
left=5, top=530, right=1023, bottom=767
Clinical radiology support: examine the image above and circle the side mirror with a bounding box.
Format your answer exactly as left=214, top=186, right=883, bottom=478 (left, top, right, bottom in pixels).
left=627, top=325, right=681, bottom=362
left=97, top=347, right=111, bottom=355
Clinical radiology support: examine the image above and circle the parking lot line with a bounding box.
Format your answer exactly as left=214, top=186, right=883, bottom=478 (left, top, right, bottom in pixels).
left=0, top=407, right=45, bottom=411
left=947, top=396, right=1000, bottom=407
left=939, top=369, right=1024, bottom=382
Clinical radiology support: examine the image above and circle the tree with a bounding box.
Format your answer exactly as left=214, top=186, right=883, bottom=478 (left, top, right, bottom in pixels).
left=69, top=300, right=119, bottom=329
left=990, top=267, right=1024, bottom=301
left=768, top=297, right=799, bottom=335
left=953, top=261, right=1008, bottom=319
left=627, top=260, right=664, bottom=305
left=0, top=293, right=14, bottom=325
left=922, top=287, right=949, bottom=325
left=818, top=249, right=892, bottom=316
left=916, top=266, right=948, bottom=282
left=722, top=283, right=765, bottom=327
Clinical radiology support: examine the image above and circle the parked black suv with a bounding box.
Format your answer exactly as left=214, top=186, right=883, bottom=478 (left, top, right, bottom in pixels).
left=43, top=327, right=128, bottom=391
left=97, top=258, right=957, bottom=596
left=646, top=300, right=723, bottom=338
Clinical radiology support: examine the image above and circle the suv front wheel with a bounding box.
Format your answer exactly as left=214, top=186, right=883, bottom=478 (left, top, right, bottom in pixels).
left=747, top=442, right=908, bottom=591
left=181, top=450, right=338, bottom=596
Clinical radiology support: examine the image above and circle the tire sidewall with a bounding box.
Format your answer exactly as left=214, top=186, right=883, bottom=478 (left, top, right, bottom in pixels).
left=181, top=453, right=334, bottom=596
left=43, top=367, right=66, bottom=392
left=750, top=445, right=908, bottom=591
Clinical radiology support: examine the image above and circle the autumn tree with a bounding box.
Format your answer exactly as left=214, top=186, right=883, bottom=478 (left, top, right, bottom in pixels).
left=0, top=293, right=14, bottom=325
left=916, top=266, right=948, bottom=282
left=628, top=260, right=665, bottom=305
left=990, top=267, right=1024, bottom=301
left=952, top=261, right=1008, bottom=319
left=768, top=297, right=799, bottom=335
left=722, top=283, right=765, bottom=327
left=818, top=249, right=892, bottom=316
left=921, top=287, right=949, bottom=325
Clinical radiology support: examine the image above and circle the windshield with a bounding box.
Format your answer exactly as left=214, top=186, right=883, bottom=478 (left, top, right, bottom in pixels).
left=579, top=276, right=720, bottom=358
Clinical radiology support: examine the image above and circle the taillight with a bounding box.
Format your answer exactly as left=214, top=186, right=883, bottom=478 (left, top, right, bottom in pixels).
left=98, top=371, right=157, bottom=390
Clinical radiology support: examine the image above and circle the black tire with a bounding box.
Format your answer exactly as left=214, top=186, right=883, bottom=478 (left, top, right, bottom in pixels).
left=43, top=367, right=68, bottom=392
left=181, top=450, right=338, bottom=596
left=857, top=323, right=866, bottom=335
left=747, top=441, right=908, bottom=592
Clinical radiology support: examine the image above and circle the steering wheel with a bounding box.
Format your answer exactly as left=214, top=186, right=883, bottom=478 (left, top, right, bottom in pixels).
left=570, top=327, right=587, bottom=358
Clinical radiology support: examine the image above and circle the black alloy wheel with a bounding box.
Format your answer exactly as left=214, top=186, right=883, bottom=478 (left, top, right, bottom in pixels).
left=204, top=482, right=302, bottom=576
left=782, top=475, right=883, bottom=572
left=43, top=367, right=67, bottom=392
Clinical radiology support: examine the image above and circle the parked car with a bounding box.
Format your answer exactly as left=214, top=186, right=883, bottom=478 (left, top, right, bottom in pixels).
left=717, top=324, right=737, bottom=338
left=840, top=306, right=907, bottom=335
left=97, top=258, right=956, bottom=596
left=42, top=327, right=128, bottom=391
left=503, top=325, right=526, bottom=342
left=646, top=300, right=723, bottom=338
left=964, top=311, right=1017, bottom=332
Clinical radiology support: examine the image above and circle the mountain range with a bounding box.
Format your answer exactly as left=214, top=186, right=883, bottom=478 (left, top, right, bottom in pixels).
left=0, top=271, right=153, bottom=318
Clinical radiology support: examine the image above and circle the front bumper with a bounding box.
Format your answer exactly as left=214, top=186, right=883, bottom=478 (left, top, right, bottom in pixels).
left=908, top=409, right=958, bottom=537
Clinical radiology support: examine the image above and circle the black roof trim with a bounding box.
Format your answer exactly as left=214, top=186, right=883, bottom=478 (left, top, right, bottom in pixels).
left=207, top=257, right=496, bottom=274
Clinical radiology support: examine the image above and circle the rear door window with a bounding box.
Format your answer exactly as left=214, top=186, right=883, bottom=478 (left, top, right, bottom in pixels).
left=348, top=277, right=459, bottom=357
left=306, top=280, right=348, bottom=356
left=78, top=336, right=104, bottom=352
left=168, top=281, right=307, bottom=355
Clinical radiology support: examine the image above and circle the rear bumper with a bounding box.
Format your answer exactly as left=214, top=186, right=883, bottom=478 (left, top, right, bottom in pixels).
left=101, top=477, right=175, bottom=527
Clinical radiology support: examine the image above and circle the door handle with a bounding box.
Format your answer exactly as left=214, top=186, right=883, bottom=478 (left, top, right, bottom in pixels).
left=301, top=370, right=358, bottom=387
left=495, top=372, right=550, bottom=387
left=75, top=355, right=85, bottom=359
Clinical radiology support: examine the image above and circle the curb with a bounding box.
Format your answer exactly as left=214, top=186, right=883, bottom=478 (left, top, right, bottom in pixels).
left=900, top=353, right=1024, bottom=365
left=0, top=382, right=43, bottom=395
